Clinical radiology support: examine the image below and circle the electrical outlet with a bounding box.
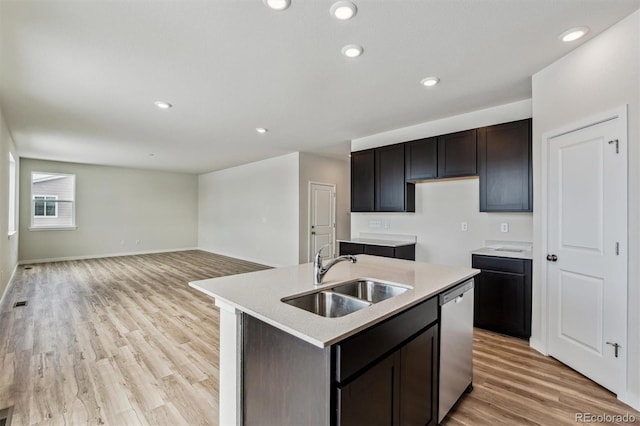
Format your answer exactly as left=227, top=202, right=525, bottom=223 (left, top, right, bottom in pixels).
left=383, top=220, right=391, bottom=229
left=501, top=223, right=509, bottom=233
left=120, top=240, right=125, bottom=246
left=136, top=240, right=141, bottom=245
left=461, top=222, right=468, bottom=232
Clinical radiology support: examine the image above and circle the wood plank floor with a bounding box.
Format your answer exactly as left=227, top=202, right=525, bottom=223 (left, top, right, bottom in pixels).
left=0, top=250, right=637, bottom=425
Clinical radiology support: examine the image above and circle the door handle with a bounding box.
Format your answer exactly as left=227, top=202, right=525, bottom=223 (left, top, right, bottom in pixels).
left=546, top=254, right=558, bottom=262
left=311, top=231, right=316, bottom=235
left=606, top=341, right=621, bottom=358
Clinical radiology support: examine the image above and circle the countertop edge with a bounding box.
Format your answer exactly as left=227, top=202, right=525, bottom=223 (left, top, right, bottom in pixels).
left=337, top=238, right=416, bottom=248
left=190, top=270, right=480, bottom=348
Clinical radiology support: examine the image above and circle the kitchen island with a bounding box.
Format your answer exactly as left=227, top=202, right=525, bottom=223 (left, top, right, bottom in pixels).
left=190, top=255, right=479, bottom=425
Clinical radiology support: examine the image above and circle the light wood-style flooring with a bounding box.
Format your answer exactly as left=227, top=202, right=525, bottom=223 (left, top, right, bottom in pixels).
left=0, top=250, right=637, bottom=425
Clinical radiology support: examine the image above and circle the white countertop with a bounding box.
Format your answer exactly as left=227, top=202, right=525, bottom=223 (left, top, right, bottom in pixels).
left=190, top=255, right=478, bottom=348
left=338, top=238, right=416, bottom=247
left=471, top=241, right=533, bottom=260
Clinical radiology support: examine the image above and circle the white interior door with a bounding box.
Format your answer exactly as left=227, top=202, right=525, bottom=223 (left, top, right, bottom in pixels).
left=547, top=114, right=627, bottom=394
left=309, top=182, right=336, bottom=261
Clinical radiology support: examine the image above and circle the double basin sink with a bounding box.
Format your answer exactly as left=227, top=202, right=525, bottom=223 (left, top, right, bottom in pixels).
left=282, top=279, right=410, bottom=318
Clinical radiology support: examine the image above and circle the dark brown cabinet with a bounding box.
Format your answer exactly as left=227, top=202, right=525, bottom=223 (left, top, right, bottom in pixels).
left=405, top=137, right=438, bottom=180
left=478, top=119, right=532, bottom=212
left=336, top=298, right=439, bottom=426
left=438, top=129, right=477, bottom=178
left=339, top=241, right=416, bottom=261
left=351, top=150, right=375, bottom=212
left=350, top=145, right=415, bottom=213
left=242, top=296, right=439, bottom=426
left=472, top=254, right=532, bottom=339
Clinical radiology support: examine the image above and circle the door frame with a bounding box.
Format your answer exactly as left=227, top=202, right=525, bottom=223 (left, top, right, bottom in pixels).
left=307, top=181, right=337, bottom=262
left=539, top=105, right=629, bottom=400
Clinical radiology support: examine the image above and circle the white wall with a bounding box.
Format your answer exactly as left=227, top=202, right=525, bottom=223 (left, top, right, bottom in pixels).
left=351, top=100, right=534, bottom=267
left=198, top=153, right=300, bottom=267
left=531, top=10, right=640, bottom=408
left=298, top=152, right=350, bottom=263
left=0, top=106, right=19, bottom=302
left=19, top=159, right=198, bottom=262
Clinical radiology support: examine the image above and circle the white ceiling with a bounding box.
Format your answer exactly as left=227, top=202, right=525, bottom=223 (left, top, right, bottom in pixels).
left=1, top=0, right=638, bottom=174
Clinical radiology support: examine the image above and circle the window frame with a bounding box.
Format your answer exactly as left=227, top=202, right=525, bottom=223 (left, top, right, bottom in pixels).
left=8, top=153, right=16, bottom=237
left=30, top=171, right=77, bottom=231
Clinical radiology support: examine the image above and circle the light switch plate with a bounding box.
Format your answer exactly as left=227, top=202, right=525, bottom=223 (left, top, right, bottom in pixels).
left=461, top=222, right=468, bottom=232
left=500, top=223, right=509, bottom=233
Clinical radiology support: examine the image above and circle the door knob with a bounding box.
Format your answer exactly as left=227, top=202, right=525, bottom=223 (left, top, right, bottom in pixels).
left=311, top=231, right=316, bottom=235
left=546, top=254, right=558, bottom=262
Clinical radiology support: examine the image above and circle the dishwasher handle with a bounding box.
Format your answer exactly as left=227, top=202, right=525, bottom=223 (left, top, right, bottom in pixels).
left=440, top=279, right=474, bottom=305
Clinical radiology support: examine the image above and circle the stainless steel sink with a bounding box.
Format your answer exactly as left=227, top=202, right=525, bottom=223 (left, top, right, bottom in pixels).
left=331, top=279, right=409, bottom=303
left=282, top=291, right=372, bottom=318
left=282, top=279, right=411, bottom=317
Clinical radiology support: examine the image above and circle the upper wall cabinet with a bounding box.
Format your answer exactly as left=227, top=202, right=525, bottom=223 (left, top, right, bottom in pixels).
left=405, top=137, right=438, bottom=181
left=351, top=145, right=415, bottom=213
left=437, top=129, right=477, bottom=178
left=351, top=149, right=375, bottom=212
left=478, top=119, right=532, bottom=212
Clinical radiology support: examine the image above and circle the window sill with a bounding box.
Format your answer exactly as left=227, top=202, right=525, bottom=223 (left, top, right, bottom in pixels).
left=29, top=226, right=77, bottom=232
left=7, top=231, right=16, bottom=240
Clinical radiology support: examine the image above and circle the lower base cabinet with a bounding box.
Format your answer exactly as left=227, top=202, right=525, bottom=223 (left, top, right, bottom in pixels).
left=472, top=254, right=532, bottom=338
left=242, top=297, right=439, bottom=426
left=338, top=325, right=438, bottom=426
left=340, top=241, right=416, bottom=261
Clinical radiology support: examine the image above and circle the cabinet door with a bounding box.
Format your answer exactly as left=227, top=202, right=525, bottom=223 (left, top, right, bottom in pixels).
left=478, top=119, right=532, bottom=212
left=375, top=144, right=408, bottom=212
left=473, top=270, right=530, bottom=338
left=340, top=242, right=364, bottom=256
left=337, top=354, right=398, bottom=426
left=351, top=150, right=375, bottom=212
left=399, top=325, right=439, bottom=426
left=406, top=137, right=438, bottom=181
left=363, top=244, right=395, bottom=258
left=437, top=129, right=477, bottom=178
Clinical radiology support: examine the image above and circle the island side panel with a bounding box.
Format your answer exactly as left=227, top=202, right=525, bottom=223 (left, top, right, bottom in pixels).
left=242, top=313, right=332, bottom=426
left=216, top=300, right=244, bottom=426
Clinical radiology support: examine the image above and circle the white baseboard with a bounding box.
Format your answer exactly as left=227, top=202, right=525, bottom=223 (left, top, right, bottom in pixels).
left=196, top=247, right=279, bottom=268
left=18, top=247, right=200, bottom=265
left=0, top=263, right=19, bottom=308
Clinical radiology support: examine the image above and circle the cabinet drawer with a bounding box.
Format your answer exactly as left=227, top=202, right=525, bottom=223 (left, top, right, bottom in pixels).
left=472, top=254, right=525, bottom=274
left=335, top=297, right=438, bottom=383
left=364, top=245, right=395, bottom=258
left=340, top=242, right=365, bottom=256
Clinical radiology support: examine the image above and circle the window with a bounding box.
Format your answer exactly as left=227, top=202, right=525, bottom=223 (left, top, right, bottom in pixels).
left=8, top=153, right=16, bottom=236
left=30, top=172, right=76, bottom=230
left=34, top=195, right=58, bottom=217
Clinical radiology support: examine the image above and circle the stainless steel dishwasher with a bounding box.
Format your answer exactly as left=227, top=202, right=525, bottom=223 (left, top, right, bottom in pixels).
left=439, top=279, right=474, bottom=423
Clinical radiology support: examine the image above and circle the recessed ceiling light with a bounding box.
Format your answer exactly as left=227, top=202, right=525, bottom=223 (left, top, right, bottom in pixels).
left=330, top=1, right=357, bottom=20
left=154, top=101, right=172, bottom=109
left=256, top=127, right=268, bottom=134
left=420, top=77, right=440, bottom=87
left=263, top=0, right=291, bottom=11
left=341, top=44, right=363, bottom=58
left=559, top=27, right=589, bottom=42
left=149, top=153, right=155, bottom=157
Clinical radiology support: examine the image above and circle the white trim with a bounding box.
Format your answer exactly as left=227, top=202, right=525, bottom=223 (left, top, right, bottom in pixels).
left=29, top=226, right=77, bottom=231
left=0, top=264, right=19, bottom=309
left=197, top=247, right=278, bottom=268
left=7, top=231, right=17, bottom=239
left=539, top=104, right=629, bottom=399
left=18, top=247, right=200, bottom=265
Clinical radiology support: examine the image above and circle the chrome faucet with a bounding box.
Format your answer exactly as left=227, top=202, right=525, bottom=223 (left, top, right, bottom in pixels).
left=313, top=245, right=357, bottom=286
